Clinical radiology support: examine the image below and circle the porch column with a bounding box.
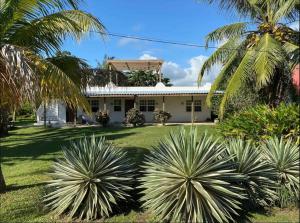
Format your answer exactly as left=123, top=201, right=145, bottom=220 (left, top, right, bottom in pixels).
left=162, top=96, right=165, bottom=112
left=191, top=96, right=194, bottom=125
left=134, top=95, right=137, bottom=109
left=103, top=97, right=107, bottom=111
left=98, top=98, right=101, bottom=112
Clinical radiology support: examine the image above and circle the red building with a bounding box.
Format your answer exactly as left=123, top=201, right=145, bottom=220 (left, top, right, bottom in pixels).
left=292, top=64, right=300, bottom=95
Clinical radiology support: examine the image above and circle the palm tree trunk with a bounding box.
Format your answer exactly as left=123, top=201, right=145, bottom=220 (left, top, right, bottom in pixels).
left=0, top=165, right=6, bottom=193
left=43, top=102, right=47, bottom=128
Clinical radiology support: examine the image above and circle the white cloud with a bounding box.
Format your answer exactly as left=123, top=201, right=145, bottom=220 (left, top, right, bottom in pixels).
left=289, top=21, right=299, bottom=31
left=138, top=53, right=221, bottom=87
left=118, top=38, right=140, bottom=46
left=139, top=53, right=158, bottom=60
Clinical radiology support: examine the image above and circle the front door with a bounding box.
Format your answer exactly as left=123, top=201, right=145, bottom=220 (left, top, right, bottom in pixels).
left=124, top=99, right=134, bottom=117
left=66, top=105, right=75, bottom=122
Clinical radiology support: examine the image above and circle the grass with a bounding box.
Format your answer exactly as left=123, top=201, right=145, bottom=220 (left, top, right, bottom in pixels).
left=0, top=121, right=299, bottom=222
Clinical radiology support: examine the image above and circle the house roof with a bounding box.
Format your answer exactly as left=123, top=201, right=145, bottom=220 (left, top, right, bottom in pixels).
left=106, top=59, right=163, bottom=72
left=85, top=82, right=222, bottom=97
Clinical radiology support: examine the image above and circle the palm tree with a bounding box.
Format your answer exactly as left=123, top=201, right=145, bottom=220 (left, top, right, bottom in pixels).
left=198, top=0, right=299, bottom=117
left=0, top=0, right=105, bottom=192
left=46, top=51, right=93, bottom=126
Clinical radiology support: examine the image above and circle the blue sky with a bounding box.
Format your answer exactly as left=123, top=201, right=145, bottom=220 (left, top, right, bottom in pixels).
left=62, top=0, right=244, bottom=86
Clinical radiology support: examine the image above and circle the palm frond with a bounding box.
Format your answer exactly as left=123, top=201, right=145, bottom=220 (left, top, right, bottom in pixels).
left=24, top=50, right=91, bottom=113
left=198, top=37, right=238, bottom=83
left=219, top=49, right=255, bottom=118
left=205, top=22, right=247, bottom=46
left=7, top=10, right=105, bottom=53
left=254, top=33, right=285, bottom=87
left=273, top=0, right=298, bottom=23
left=205, top=50, right=240, bottom=108
left=46, top=51, right=92, bottom=89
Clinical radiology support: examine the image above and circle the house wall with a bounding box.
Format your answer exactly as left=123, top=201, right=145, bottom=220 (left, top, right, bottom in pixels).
left=36, top=95, right=212, bottom=125
left=84, top=95, right=211, bottom=123
left=36, top=100, right=66, bottom=124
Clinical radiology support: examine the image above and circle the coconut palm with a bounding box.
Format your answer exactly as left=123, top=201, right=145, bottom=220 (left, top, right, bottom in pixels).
left=198, top=0, right=299, bottom=117
left=0, top=0, right=105, bottom=192
left=140, top=128, right=245, bottom=223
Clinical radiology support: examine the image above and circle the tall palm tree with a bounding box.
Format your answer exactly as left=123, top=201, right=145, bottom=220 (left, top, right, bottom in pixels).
left=198, top=0, right=299, bottom=117
left=0, top=0, right=105, bottom=192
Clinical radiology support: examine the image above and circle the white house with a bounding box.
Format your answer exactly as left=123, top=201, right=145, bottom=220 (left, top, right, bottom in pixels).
left=36, top=60, right=220, bottom=125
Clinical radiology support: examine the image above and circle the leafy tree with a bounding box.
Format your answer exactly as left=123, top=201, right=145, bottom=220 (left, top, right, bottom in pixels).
left=0, top=0, right=105, bottom=192
left=198, top=0, right=299, bottom=117
left=127, top=70, right=172, bottom=86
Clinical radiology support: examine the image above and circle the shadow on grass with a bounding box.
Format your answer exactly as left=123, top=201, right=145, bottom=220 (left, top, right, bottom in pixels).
left=1, top=126, right=137, bottom=163
left=6, top=182, right=47, bottom=192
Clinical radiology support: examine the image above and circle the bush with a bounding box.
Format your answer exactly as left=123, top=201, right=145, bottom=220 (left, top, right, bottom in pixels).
left=262, top=137, right=299, bottom=208
left=124, top=108, right=145, bottom=127
left=153, top=109, right=171, bottom=125
left=225, top=139, right=277, bottom=210
left=140, top=128, right=244, bottom=223
left=96, top=111, right=110, bottom=127
left=44, top=135, right=133, bottom=220
left=217, top=103, right=300, bottom=143
left=16, top=102, right=34, bottom=117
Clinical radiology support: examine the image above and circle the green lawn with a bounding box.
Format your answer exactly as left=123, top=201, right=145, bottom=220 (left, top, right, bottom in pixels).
left=0, top=122, right=299, bottom=222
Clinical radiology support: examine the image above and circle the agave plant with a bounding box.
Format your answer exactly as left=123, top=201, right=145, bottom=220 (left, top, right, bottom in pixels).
left=262, top=137, right=299, bottom=202
left=44, top=135, right=133, bottom=220
left=140, top=128, right=244, bottom=223
left=225, top=139, right=277, bottom=209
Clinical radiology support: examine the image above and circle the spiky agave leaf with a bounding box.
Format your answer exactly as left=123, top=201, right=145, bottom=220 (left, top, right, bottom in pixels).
left=140, top=128, right=245, bottom=223
left=225, top=139, right=277, bottom=209
left=262, top=137, right=299, bottom=200
left=44, top=135, right=133, bottom=220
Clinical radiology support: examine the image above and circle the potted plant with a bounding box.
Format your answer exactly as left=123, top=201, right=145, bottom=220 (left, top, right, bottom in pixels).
left=96, top=111, right=110, bottom=127
left=153, top=109, right=171, bottom=125
left=124, top=108, right=145, bottom=127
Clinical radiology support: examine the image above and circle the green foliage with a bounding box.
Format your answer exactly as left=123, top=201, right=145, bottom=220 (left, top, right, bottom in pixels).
left=225, top=139, right=277, bottom=209
left=153, top=110, right=171, bottom=125
left=124, top=108, right=145, bottom=127
left=199, top=0, right=300, bottom=116
left=127, top=71, right=172, bottom=86
left=16, top=102, right=34, bottom=117
left=262, top=137, right=299, bottom=207
left=140, top=128, right=244, bottom=223
left=44, top=135, right=133, bottom=220
left=96, top=111, right=110, bottom=127
left=218, top=103, right=300, bottom=142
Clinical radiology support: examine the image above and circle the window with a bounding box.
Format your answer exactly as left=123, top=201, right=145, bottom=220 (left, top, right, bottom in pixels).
left=139, top=100, right=155, bottom=112
left=186, top=100, right=192, bottom=112
left=194, top=100, right=202, bottom=112
left=90, top=100, right=99, bottom=112
left=114, top=99, right=121, bottom=112
left=148, top=100, right=155, bottom=112
left=186, top=100, right=201, bottom=112
left=140, top=100, right=147, bottom=112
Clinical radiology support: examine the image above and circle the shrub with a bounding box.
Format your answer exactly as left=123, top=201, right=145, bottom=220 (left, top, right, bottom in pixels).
left=153, top=109, right=171, bottom=125
left=96, top=111, right=110, bottom=127
left=44, top=135, right=133, bottom=220
left=124, top=108, right=145, bottom=127
left=217, top=103, right=300, bottom=143
left=225, top=139, right=277, bottom=209
left=140, top=128, right=244, bottom=223
left=262, top=137, right=299, bottom=208
left=16, top=101, right=34, bottom=117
